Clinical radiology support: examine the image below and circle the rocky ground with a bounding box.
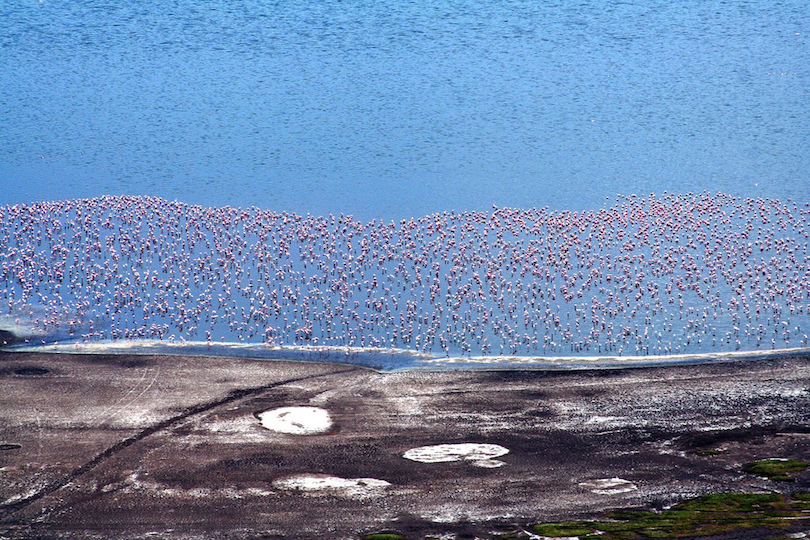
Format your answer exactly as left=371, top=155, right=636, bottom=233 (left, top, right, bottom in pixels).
left=1, top=350, right=809, bottom=539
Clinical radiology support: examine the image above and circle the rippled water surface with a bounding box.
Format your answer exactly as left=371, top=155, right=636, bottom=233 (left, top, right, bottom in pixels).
left=2, top=2, right=810, bottom=368
left=2, top=1, right=808, bottom=219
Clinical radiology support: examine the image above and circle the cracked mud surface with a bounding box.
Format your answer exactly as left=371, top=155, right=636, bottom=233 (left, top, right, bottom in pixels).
left=1, top=351, right=809, bottom=539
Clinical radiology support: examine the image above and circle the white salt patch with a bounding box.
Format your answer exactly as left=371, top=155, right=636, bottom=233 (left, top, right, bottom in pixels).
left=121, top=474, right=273, bottom=499
left=579, top=477, right=638, bottom=495
left=471, top=458, right=506, bottom=468
left=257, top=406, right=332, bottom=435
left=586, top=415, right=627, bottom=425
left=273, top=474, right=390, bottom=498
left=419, top=505, right=465, bottom=523
left=403, top=443, right=509, bottom=467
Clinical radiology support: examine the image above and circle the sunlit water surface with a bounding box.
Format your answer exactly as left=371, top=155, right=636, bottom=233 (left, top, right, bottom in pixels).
left=1, top=1, right=809, bottom=368
left=2, top=0, right=808, bottom=219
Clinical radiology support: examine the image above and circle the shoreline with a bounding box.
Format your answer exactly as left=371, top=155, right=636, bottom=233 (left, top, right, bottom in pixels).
left=4, top=339, right=810, bottom=372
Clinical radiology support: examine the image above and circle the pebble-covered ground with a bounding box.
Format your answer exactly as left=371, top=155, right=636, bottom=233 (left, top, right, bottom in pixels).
left=1, top=192, right=809, bottom=361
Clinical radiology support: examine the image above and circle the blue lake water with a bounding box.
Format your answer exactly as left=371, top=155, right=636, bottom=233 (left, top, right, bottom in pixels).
left=2, top=1, right=810, bottom=370
left=2, top=193, right=809, bottom=370
left=2, top=0, right=809, bottom=220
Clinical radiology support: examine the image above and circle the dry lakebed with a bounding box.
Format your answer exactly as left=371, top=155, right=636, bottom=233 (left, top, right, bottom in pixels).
left=1, top=350, right=810, bottom=539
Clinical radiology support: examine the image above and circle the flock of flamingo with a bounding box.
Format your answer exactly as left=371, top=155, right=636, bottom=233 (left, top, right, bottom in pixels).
left=1, top=192, right=808, bottom=359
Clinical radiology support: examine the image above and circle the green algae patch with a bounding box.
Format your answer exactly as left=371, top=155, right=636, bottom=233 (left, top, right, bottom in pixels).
left=695, top=448, right=725, bottom=456
left=532, top=521, right=598, bottom=537
left=524, top=493, right=810, bottom=539
left=362, top=533, right=407, bottom=540
left=743, top=459, right=810, bottom=482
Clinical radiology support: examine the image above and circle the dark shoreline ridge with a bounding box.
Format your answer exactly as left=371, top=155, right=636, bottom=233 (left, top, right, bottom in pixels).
left=1, top=193, right=809, bottom=364
left=0, top=329, right=20, bottom=347
left=1, top=350, right=809, bottom=539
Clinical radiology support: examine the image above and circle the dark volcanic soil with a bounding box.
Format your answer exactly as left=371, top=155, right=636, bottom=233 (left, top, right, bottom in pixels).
left=1, top=351, right=809, bottom=539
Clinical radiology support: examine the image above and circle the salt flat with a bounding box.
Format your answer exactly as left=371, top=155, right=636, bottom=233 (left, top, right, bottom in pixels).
left=1, top=351, right=809, bottom=539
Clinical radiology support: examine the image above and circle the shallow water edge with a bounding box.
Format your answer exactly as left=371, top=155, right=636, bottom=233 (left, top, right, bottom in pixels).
left=6, top=339, right=810, bottom=373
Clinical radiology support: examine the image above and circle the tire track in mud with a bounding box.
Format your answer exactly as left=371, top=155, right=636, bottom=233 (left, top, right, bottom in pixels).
left=0, top=366, right=362, bottom=519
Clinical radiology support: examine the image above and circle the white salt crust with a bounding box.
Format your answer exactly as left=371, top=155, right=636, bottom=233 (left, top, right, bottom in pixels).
left=257, top=406, right=332, bottom=435
left=579, top=477, right=638, bottom=495
left=273, top=474, right=390, bottom=498
left=403, top=443, right=509, bottom=468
